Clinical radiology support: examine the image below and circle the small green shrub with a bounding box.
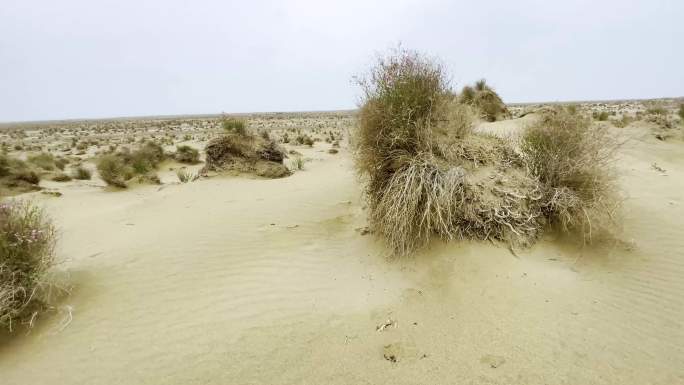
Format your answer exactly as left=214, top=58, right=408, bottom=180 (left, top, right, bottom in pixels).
left=678, top=104, right=684, bottom=120
left=1, top=201, right=57, bottom=331
left=592, top=111, right=609, bottom=121
left=28, top=153, right=56, bottom=171
left=222, top=117, right=247, bottom=135
left=176, top=169, right=197, bottom=183
left=51, top=173, right=72, bottom=182
left=174, top=145, right=200, bottom=164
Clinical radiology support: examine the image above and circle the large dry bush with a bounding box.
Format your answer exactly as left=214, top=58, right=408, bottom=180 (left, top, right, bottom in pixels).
left=1, top=200, right=56, bottom=331
left=355, top=49, right=542, bottom=255
left=521, top=108, right=619, bottom=238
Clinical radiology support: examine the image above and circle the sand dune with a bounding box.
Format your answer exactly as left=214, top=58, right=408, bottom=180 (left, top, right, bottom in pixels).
left=0, top=120, right=683, bottom=384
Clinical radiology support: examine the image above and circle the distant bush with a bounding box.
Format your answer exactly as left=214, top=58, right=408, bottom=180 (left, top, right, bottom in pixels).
left=459, top=79, right=507, bottom=122
left=51, top=173, right=72, bottom=182
left=1, top=201, right=57, bottom=331
left=592, top=111, right=609, bottom=121
left=221, top=117, right=247, bottom=135
left=521, top=108, right=618, bottom=236
left=678, top=104, right=684, bottom=120
left=71, top=166, right=92, bottom=180
left=612, top=115, right=633, bottom=128
left=176, top=169, right=197, bottom=183
left=295, top=134, right=314, bottom=146
left=96, top=154, right=131, bottom=188
left=0, top=154, right=40, bottom=192
left=96, top=142, right=166, bottom=188
left=28, top=152, right=57, bottom=171
left=174, top=145, right=200, bottom=164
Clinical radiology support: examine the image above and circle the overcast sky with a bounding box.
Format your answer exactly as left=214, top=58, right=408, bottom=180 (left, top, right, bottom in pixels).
left=1, top=0, right=682, bottom=122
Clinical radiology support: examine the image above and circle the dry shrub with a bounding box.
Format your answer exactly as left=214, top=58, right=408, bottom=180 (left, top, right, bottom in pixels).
left=1, top=201, right=56, bottom=331
left=521, top=108, right=619, bottom=238
left=71, top=166, right=91, bottom=180
left=175, top=145, right=200, bottom=164
left=355, top=49, right=541, bottom=255
left=96, top=142, right=165, bottom=188
left=0, top=154, right=41, bottom=194
left=459, top=79, right=508, bottom=122
left=203, top=131, right=290, bottom=178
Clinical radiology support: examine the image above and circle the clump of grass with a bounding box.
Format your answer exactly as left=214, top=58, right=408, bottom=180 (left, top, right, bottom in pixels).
left=96, top=142, right=165, bottom=188
left=203, top=129, right=290, bottom=178
left=459, top=79, right=508, bottom=122
left=355, top=49, right=540, bottom=255
left=221, top=116, right=247, bottom=135
left=288, top=156, right=305, bottom=170
left=612, top=114, right=633, bottom=128
left=592, top=111, right=609, bottom=121
left=174, top=145, right=200, bottom=164
left=51, top=173, right=72, bottom=182
left=0, top=154, right=41, bottom=193
left=96, top=154, right=131, bottom=188
left=176, top=169, right=197, bottom=183
left=646, top=106, right=667, bottom=116
left=521, top=108, right=619, bottom=238
left=1, top=200, right=57, bottom=331
left=295, top=134, right=314, bottom=146
left=71, top=166, right=92, bottom=180
left=28, top=152, right=57, bottom=171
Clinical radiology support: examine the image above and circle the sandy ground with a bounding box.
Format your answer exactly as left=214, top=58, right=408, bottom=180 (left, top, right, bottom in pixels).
left=0, top=118, right=683, bottom=384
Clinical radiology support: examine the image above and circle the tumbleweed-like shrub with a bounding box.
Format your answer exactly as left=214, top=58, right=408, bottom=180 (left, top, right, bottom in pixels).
left=1, top=200, right=57, bottom=331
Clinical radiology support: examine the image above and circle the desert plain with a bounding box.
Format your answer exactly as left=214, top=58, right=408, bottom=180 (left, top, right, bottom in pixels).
left=0, top=99, right=683, bottom=385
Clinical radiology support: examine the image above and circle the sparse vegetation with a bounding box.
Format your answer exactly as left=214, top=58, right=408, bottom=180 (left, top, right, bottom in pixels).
left=96, top=155, right=131, bottom=188
left=28, top=152, right=57, bottom=171
left=288, top=156, right=305, bottom=170
left=593, top=111, right=609, bottom=121
left=71, top=166, right=92, bottom=180
left=354, top=49, right=619, bottom=255
left=521, top=108, right=619, bottom=237
left=203, top=129, right=290, bottom=178
left=221, top=117, right=247, bottom=135
left=0, top=154, right=41, bottom=195
left=174, top=145, right=200, bottom=164
left=176, top=169, right=197, bottom=183
left=51, top=173, right=72, bottom=182
left=1, top=200, right=57, bottom=331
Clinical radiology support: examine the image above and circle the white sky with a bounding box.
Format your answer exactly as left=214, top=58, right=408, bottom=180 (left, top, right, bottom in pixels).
left=1, top=0, right=682, bottom=121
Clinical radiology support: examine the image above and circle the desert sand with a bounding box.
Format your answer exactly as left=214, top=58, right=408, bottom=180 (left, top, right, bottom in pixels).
left=0, top=108, right=683, bottom=384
